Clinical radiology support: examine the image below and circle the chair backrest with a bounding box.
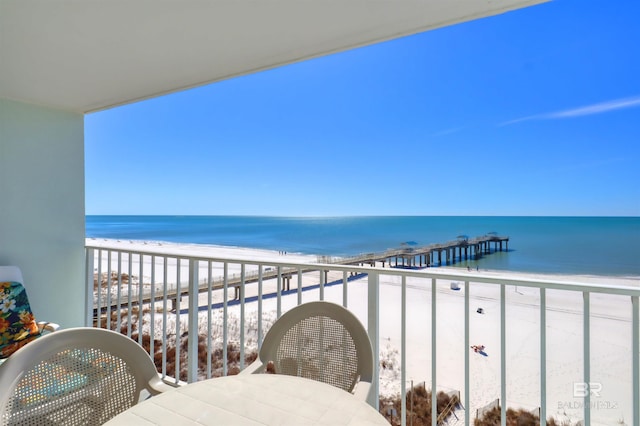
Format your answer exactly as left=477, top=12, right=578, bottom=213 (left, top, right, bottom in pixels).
left=0, top=266, right=40, bottom=359
left=0, top=327, right=169, bottom=426
left=258, top=301, right=374, bottom=394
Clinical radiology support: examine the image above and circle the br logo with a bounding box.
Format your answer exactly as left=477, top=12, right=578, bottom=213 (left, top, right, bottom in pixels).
left=573, top=382, right=602, bottom=397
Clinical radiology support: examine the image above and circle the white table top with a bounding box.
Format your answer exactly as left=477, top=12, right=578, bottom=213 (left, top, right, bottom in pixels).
left=104, top=374, right=389, bottom=425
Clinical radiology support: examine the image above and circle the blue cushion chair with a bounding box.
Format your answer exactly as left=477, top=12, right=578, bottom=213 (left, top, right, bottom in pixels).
left=0, top=266, right=59, bottom=360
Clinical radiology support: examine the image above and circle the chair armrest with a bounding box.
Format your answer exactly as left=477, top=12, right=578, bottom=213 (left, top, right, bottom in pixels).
left=351, top=381, right=372, bottom=401
left=239, top=360, right=265, bottom=375
left=148, top=375, right=179, bottom=395
left=37, top=322, right=60, bottom=333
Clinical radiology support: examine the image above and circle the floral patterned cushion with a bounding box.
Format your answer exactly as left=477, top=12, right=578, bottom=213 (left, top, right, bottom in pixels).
left=0, top=281, right=41, bottom=359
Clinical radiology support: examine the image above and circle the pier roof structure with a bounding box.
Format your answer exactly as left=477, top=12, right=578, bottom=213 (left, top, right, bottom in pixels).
left=1, top=0, right=546, bottom=114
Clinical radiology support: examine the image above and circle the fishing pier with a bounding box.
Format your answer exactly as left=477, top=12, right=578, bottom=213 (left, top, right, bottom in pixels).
left=327, top=234, right=509, bottom=269
left=91, top=234, right=509, bottom=314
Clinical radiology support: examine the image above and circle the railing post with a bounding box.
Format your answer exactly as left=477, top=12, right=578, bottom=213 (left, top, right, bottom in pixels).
left=162, top=257, right=168, bottom=379
left=258, top=265, right=263, bottom=350
left=401, top=275, right=407, bottom=426
left=342, top=270, right=348, bottom=308
left=138, top=255, right=144, bottom=343
left=116, top=252, right=123, bottom=330
left=297, top=267, right=303, bottom=306
left=127, top=254, right=133, bottom=337
left=187, top=259, right=199, bottom=383
left=501, top=284, right=506, bottom=426
left=96, top=249, right=103, bottom=328
left=147, top=256, right=157, bottom=341
left=240, top=263, right=246, bottom=370
left=367, top=271, right=380, bottom=409
left=583, top=291, right=591, bottom=426
left=174, top=259, right=182, bottom=384
left=632, top=295, right=639, bottom=426
left=106, top=251, right=112, bottom=330
left=206, top=261, right=213, bottom=378
left=277, top=266, right=282, bottom=317
left=464, top=280, right=470, bottom=426
left=85, top=247, right=95, bottom=327
left=431, top=278, right=437, bottom=426
left=223, top=262, right=228, bottom=376
left=540, top=287, right=547, bottom=426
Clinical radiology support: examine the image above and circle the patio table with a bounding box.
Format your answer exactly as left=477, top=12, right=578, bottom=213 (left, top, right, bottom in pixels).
left=103, top=373, right=389, bottom=425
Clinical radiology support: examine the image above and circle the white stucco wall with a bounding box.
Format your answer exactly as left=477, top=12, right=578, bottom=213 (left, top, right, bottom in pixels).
left=0, top=98, right=85, bottom=327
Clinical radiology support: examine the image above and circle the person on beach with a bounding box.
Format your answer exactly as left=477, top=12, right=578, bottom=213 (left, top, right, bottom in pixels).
left=471, top=344, right=485, bottom=353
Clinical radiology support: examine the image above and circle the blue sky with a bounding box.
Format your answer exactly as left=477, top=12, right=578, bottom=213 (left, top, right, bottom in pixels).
left=85, top=0, right=640, bottom=217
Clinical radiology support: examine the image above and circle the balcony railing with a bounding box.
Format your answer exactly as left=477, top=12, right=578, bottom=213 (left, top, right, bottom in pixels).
left=85, top=240, right=639, bottom=426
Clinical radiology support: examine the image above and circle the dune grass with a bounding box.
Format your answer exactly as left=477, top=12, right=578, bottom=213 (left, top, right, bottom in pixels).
left=474, top=406, right=573, bottom=426
left=379, top=384, right=457, bottom=425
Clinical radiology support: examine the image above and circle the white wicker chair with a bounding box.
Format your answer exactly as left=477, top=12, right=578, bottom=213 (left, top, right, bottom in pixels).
left=240, top=301, right=374, bottom=401
left=0, top=327, right=174, bottom=425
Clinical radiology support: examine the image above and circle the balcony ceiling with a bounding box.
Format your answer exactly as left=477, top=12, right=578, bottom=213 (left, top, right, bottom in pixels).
left=0, top=0, right=546, bottom=114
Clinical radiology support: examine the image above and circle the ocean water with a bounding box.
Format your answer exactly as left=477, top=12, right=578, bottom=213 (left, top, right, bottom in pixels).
left=86, top=216, right=640, bottom=277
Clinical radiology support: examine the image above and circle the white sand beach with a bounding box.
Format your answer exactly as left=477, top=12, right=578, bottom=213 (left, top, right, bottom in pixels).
left=92, top=239, right=640, bottom=425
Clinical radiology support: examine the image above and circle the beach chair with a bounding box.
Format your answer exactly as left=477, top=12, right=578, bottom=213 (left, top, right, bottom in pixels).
left=0, top=266, right=59, bottom=360
left=0, top=327, right=174, bottom=425
left=240, top=301, right=374, bottom=401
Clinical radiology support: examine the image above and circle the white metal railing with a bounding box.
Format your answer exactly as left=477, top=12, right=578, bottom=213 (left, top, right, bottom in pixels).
left=85, top=241, right=640, bottom=426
